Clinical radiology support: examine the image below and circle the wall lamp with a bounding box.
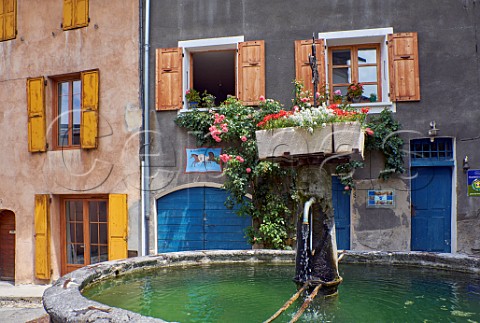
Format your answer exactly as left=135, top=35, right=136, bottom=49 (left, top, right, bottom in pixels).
left=463, top=156, right=470, bottom=173
left=428, top=121, right=439, bottom=142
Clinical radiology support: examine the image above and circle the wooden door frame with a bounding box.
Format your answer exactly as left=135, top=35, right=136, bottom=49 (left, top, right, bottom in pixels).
left=60, top=195, right=108, bottom=275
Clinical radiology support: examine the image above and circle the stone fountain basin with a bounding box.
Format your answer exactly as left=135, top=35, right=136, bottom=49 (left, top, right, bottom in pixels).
left=43, top=250, right=480, bottom=322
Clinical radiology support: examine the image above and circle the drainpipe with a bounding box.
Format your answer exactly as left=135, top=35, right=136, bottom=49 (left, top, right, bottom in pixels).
left=140, top=0, right=151, bottom=256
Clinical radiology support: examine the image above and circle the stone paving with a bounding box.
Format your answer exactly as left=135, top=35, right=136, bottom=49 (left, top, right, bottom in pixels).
left=0, top=281, right=50, bottom=322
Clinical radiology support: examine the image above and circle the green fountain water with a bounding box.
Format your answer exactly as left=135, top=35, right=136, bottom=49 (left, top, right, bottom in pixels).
left=83, top=263, right=480, bottom=323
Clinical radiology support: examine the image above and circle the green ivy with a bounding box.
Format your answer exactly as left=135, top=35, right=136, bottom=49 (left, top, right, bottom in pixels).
left=365, top=109, right=405, bottom=179
left=174, top=98, right=296, bottom=249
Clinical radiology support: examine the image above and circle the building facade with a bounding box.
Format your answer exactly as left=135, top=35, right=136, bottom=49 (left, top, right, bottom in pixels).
left=147, top=0, right=480, bottom=256
left=0, top=0, right=141, bottom=284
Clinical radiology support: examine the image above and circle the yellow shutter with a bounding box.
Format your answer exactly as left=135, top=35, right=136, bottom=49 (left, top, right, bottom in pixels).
left=0, top=0, right=16, bottom=41
left=74, top=0, right=88, bottom=28
left=34, top=194, right=50, bottom=280
left=238, top=40, right=265, bottom=106
left=108, top=194, right=128, bottom=260
left=295, top=39, right=326, bottom=96
left=388, top=32, right=420, bottom=101
left=156, top=47, right=183, bottom=110
left=63, top=0, right=73, bottom=30
left=80, top=69, right=99, bottom=149
left=27, top=77, right=47, bottom=152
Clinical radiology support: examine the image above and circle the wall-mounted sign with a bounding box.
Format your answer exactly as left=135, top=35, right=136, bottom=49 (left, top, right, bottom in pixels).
left=367, top=189, right=395, bottom=208
left=467, top=170, right=480, bottom=196
left=185, top=147, right=222, bottom=173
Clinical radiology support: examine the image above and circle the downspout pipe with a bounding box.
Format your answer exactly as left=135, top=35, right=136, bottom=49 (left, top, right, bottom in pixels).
left=303, top=197, right=315, bottom=224
left=141, top=0, right=151, bottom=256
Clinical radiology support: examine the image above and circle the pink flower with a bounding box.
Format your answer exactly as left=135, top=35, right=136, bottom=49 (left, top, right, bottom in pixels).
left=246, top=168, right=252, bottom=173
left=236, top=156, right=245, bottom=163
left=334, top=89, right=342, bottom=95
left=316, top=92, right=321, bottom=98
left=241, top=136, right=247, bottom=142
left=344, top=185, right=350, bottom=191
left=219, top=154, right=231, bottom=163
left=186, top=89, right=190, bottom=94
left=365, top=128, right=374, bottom=136
left=259, top=95, right=266, bottom=102
left=214, top=136, right=222, bottom=142
left=293, top=105, right=299, bottom=112
left=301, top=97, right=308, bottom=103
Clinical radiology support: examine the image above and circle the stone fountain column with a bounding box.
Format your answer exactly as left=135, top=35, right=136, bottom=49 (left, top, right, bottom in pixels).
left=294, top=165, right=342, bottom=296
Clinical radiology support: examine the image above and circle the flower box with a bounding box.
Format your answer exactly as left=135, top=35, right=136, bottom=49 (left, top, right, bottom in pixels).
left=256, top=122, right=364, bottom=160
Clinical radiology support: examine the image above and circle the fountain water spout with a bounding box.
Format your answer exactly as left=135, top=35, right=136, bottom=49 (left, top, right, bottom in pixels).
left=303, top=197, right=315, bottom=224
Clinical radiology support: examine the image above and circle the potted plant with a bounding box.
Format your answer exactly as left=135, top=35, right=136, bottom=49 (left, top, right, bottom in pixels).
left=255, top=103, right=369, bottom=159
left=332, top=89, right=344, bottom=104
left=347, top=82, right=364, bottom=103
left=202, top=90, right=216, bottom=109
left=185, top=88, right=201, bottom=109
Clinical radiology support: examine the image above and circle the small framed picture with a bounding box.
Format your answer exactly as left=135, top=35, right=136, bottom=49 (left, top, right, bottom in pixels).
left=367, top=189, right=395, bottom=208
left=185, top=147, right=222, bottom=173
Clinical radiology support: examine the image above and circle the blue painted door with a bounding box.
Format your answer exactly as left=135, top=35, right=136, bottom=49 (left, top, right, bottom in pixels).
left=332, top=177, right=350, bottom=250
left=157, top=187, right=251, bottom=252
left=411, top=167, right=452, bottom=252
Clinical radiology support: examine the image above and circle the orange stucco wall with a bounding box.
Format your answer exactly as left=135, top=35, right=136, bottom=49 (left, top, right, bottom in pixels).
left=0, top=1, right=140, bottom=284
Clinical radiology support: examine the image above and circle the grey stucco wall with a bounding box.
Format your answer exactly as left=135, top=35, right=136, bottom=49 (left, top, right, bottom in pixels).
left=147, top=0, right=480, bottom=255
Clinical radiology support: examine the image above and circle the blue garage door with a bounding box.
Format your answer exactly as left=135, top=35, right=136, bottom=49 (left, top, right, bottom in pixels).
left=332, top=176, right=351, bottom=250
left=157, top=187, right=252, bottom=252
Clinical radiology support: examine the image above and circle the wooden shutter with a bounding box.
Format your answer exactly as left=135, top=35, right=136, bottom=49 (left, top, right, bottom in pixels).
left=388, top=32, right=420, bottom=101
left=34, top=194, right=50, bottom=280
left=74, top=0, right=88, bottom=28
left=63, top=0, right=88, bottom=30
left=108, top=194, right=128, bottom=260
left=80, top=69, right=99, bottom=149
left=0, top=0, right=16, bottom=41
left=63, top=0, right=74, bottom=30
left=27, top=77, right=47, bottom=152
left=156, top=47, right=183, bottom=110
left=238, top=40, right=265, bottom=106
left=295, top=39, right=326, bottom=95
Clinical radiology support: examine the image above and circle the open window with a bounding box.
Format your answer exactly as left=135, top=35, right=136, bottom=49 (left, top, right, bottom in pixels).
left=155, top=36, right=265, bottom=111
left=295, top=28, right=420, bottom=112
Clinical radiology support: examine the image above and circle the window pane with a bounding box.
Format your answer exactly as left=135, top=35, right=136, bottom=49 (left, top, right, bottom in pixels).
left=99, top=202, right=107, bottom=222
left=69, top=223, right=76, bottom=243
left=75, top=201, right=83, bottom=221
left=90, top=223, right=98, bottom=243
left=90, top=245, right=98, bottom=264
left=358, top=49, right=377, bottom=64
left=332, top=50, right=351, bottom=66
left=99, top=246, right=108, bottom=262
left=332, top=68, right=350, bottom=84
left=58, top=82, right=70, bottom=146
left=362, top=84, right=378, bottom=101
left=67, top=244, right=84, bottom=264
left=358, top=66, right=377, bottom=83
left=76, top=223, right=84, bottom=243
left=72, top=80, right=81, bottom=145
left=99, top=223, right=108, bottom=244
left=89, top=202, right=99, bottom=222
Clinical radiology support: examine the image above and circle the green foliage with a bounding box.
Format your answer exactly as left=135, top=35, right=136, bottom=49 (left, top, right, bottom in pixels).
left=174, top=97, right=296, bottom=249
left=335, top=160, right=365, bottom=192
left=365, top=109, right=405, bottom=179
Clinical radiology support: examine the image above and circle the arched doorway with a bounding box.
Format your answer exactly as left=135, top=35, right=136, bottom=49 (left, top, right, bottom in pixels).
left=0, top=210, right=15, bottom=281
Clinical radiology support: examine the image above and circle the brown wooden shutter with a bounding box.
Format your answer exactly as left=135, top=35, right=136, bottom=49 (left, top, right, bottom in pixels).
left=27, top=77, right=47, bottom=152
left=238, top=40, right=265, bottom=106
left=388, top=32, right=420, bottom=101
left=295, top=39, right=326, bottom=95
left=80, top=69, right=99, bottom=149
left=0, top=0, right=16, bottom=41
left=34, top=194, right=50, bottom=280
left=156, top=47, right=183, bottom=110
